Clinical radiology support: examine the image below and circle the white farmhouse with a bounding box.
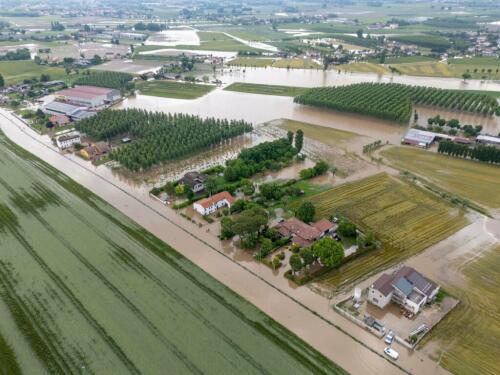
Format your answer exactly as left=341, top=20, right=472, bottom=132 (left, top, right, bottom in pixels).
left=193, top=191, right=235, bottom=216
left=56, top=132, right=81, bottom=150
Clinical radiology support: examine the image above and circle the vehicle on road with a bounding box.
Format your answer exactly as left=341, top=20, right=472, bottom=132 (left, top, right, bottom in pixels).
left=384, top=347, right=399, bottom=360
left=384, top=330, right=395, bottom=344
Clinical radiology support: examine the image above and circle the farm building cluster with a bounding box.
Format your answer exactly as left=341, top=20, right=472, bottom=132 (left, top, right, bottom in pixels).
left=402, top=128, right=500, bottom=148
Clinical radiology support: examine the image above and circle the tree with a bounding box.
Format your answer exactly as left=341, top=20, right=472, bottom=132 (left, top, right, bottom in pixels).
left=295, top=129, right=304, bottom=153
left=300, top=247, right=315, bottom=267
left=312, top=237, right=344, bottom=268
left=202, top=75, right=209, bottom=83
left=272, top=256, right=281, bottom=269
left=296, top=201, right=315, bottom=223
left=231, top=207, right=268, bottom=238
left=356, top=29, right=364, bottom=38
left=260, top=237, right=273, bottom=254
left=287, top=130, right=294, bottom=145
left=312, top=160, right=329, bottom=175
left=289, top=253, right=303, bottom=274
left=220, top=217, right=234, bottom=239
left=91, top=54, right=102, bottom=65
left=337, top=220, right=357, bottom=238
left=462, top=72, right=471, bottom=82
left=204, top=176, right=218, bottom=195
left=174, top=184, right=185, bottom=195
left=36, top=108, right=45, bottom=118
left=0, top=73, right=3, bottom=88
left=40, top=73, right=50, bottom=82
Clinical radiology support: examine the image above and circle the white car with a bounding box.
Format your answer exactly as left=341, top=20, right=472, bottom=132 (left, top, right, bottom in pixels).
left=384, top=347, right=399, bottom=360
left=384, top=331, right=395, bottom=344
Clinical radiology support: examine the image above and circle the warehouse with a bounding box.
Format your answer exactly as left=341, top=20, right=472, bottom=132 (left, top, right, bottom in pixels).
left=402, top=129, right=436, bottom=148
left=55, top=86, right=121, bottom=107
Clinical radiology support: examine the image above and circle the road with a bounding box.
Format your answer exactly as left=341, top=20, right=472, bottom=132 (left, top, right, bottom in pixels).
left=0, top=108, right=451, bottom=375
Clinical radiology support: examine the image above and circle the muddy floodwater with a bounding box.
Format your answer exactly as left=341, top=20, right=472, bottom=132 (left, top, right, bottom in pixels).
left=216, top=66, right=500, bottom=91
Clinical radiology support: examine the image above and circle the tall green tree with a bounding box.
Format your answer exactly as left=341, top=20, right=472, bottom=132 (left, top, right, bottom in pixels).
left=0, top=73, right=5, bottom=88
left=296, top=201, right=315, bottom=223
left=287, top=130, right=294, bottom=145
left=295, top=129, right=304, bottom=153
left=312, top=237, right=344, bottom=268
left=289, top=253, right=303, bottom=274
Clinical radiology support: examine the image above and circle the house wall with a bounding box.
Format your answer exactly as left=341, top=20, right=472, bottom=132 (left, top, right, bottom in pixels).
left=367, top=287, right=392, bottom=309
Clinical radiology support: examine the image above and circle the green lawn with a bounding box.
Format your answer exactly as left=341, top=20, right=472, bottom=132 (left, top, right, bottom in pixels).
left=227, top=58, right=275, bottom=67
left=224, top=83, right=308, bottom=97
left=381, top=146, right=500, bottom=209
left=0, top=60, right=85, bottom=85
left=0, top=129, right=348, bottom=374
left=137, top=80, right=216, bottom=99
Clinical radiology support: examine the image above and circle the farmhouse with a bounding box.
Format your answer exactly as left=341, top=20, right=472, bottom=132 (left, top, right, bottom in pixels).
left=193, top=191, right=235, bottom=216
left=49, top=114, right=70, bottom=127
left=179, top=171, right=207, bottom=193
left=56, top=132, right=81, bottom=149
left=368, top=266, right=440, bottom=314
left=80, top=142, right=111, bottom=160
left=275, top=218, right=335, bottom=247
left=55, top=86, right=121, bottom=107
left=476, top=134, right=500, bottom=147
left=402, top=129, right=436, bottom=148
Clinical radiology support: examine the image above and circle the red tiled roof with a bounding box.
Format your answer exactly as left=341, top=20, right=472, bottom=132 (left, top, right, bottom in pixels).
left=57, top=85, right=115, bottom=99
left=196, top=191, right=235, bottom=209
left=277, top=218, right=321, bottom=241
left=313, top=219, right=334, bottom=233
left=372, top=273, right=394, bottom=296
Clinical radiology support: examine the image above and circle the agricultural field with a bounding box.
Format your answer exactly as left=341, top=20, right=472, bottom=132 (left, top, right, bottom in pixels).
left=0, top=130, right=347, bottom=375
left=272, top=58, right=321, bottom=69
left=423, top=246, right=500, bottom=375
left=275, top=118, right=360, bottom=146
left=224, top=83, right=308, bottom=97
left=227, top=58, right=275, bottom=67
left=296, top=173, right=468, bottom=290
left=0, top=60, right=75, bottom=85
left=294, top=83, right=500, bottom=122
left=227, top=57, right=320, bottom=69
left=137, top=80, right=216, bottom=99
left=380, top=146, right=500, bottom=209
left=337, top=62, right=390, bottom=75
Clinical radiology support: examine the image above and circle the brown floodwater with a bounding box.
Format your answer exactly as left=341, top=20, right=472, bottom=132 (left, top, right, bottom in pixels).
left=215, top=66, right=500, bottom=91
left=1, top=108, right=452, bottom=375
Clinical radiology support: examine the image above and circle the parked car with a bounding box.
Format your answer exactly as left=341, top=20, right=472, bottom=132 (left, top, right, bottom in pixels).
left=384, top=347, right=399, bottom=360
left=384, top=331, right=395, bottom=344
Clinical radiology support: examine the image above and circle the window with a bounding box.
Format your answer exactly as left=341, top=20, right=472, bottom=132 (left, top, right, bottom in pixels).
left=372, top=298, right=379, bottom=303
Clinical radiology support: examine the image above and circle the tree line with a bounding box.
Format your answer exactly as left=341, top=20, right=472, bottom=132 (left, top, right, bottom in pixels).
left=74, top=71, right=134, bottom=91
left=438, top=140, right=500, bottom=164
left=0, top=48, right=30, bottom=61
left=294, top=83, right=499, bottom=123
left=76, top=109, right=252, bottom=171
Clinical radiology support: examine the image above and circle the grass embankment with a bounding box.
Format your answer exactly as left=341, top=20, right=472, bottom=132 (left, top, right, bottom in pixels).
left=292, top=173, right=468, bottom=290
left=381, top=146, right=500, bottom=209
left=424, top=246, right=500, bottom=375
left=0, top=129, right=347, bottom=374
left=224, top=82, right=308, bottom=97
left=137, top=80, right=216, bottom=99
left=275, top=118, right=360, bottom=146
left=0, top=60, right=85, bottom=85
left=227, top=57, right=320, bottom=69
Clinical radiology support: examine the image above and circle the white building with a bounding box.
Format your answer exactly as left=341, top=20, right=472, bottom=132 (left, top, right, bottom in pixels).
left=368, top=266, right=439, bottom=314
left=55, top=86, right=121, bottom=108
left=56, top=132, right=81, bottom=149
left=193, top=191, right=235, bottom=216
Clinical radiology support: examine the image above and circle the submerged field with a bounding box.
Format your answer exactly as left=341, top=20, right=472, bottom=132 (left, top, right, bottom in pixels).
left=381, top=146, right=500, bottom=209
left=227, top=57, right=320, bottom=69
left=224, top=82, right=308, bottom=97
left=137, top=80, right=216, bottom=99
left=424, top=246, right=500, bottom=375
left=296, top=173, right=468, bottom=289
left=0, top=130, right=347, bottom=375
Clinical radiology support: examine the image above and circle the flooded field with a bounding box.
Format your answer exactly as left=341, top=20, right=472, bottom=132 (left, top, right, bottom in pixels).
left=215, top=67, right=500, bottom=92
left=145, top=28, right=200, bottom=47
left=0, top=129, right=350, bottom=375
left=92, top=59, right=163, bottom=74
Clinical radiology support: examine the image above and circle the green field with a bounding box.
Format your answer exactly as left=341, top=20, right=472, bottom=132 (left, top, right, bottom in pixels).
left=381, top=146, right=500, bottom=209
left=0, top=60, right=75, bottom=85
left=227, top=58, right=275, bottom=67
left=0, top=130, right=347, bottom=374
left=275, top=118, right=360, bottom=146
left=293, top=173, right=468, bottom=290
left=424, top=246, right=500, bottom=375
left=224, top=82, right=308, bottom=97
left=272, top=58, right=321, bottom=69
left=137, top=80, right=216, bottom=99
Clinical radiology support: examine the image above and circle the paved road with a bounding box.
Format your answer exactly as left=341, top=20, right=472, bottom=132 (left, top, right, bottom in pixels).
left=0, top=108, right=451, bottom=375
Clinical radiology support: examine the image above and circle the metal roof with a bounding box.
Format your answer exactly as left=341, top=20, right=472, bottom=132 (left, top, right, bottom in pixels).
left=404, top=128, right=436, bottom=144
left=44, top=101, right=83, bottom=115
left=476, top=135, right=500, bottom=144
left=393, top=277, right=413, bottom=297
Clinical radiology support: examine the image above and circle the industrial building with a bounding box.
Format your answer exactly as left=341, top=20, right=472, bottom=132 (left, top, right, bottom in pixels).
left=43, top=101, right=96, bottom=121
left=55, top=86, right=121, bottom=107
left=476, top=134, right=500, bottom=147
